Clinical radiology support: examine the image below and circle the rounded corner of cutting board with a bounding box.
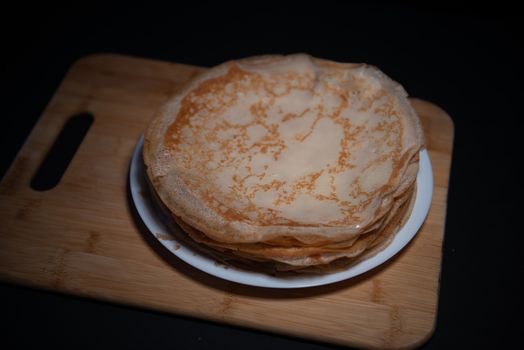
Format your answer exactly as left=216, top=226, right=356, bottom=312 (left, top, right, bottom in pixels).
left=66, top=53, right=126, bottom=74
left=401, top=320, right=438, bottom=350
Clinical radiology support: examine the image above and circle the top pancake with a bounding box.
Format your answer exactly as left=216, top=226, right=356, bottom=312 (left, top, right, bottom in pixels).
left=144, top=54, right=424, bottom=245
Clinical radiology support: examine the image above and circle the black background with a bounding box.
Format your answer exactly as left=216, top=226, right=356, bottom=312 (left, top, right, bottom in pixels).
left=1, top=2, right=522, bottom=349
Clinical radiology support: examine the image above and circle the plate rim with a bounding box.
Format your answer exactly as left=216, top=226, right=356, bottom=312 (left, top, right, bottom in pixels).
left=129, top=136, right=433, bottom=288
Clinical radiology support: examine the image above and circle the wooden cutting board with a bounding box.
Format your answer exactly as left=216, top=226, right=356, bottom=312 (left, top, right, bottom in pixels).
left=0, top=54, right=454, bottom=349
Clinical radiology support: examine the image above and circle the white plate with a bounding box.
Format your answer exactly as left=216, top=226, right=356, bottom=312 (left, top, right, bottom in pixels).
left=129, top=136, right=433, bottom=288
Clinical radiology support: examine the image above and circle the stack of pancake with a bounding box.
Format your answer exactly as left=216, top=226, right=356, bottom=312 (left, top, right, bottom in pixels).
left=143, top=54, right=424, bottom=273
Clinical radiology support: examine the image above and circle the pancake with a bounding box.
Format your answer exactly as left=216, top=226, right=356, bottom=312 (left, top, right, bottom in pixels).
left=149, top=182, right=415, bottom=274
left=143, top=54, right=424, bottom=273
left=170, top=181, right=415, bottom=259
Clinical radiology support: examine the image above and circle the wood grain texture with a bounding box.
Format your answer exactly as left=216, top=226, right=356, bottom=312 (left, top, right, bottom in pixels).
left=0, top=54, right=454, bottom=349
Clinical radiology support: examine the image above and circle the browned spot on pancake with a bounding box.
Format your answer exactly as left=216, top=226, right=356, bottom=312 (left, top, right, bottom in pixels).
left=164, top=65, right=253, bottom=149
left=295, top=170, right=323, bottom=192
left=334, top=120, right=360, bottom=172
left=282, top=108, right=310, bottom=122
left=358, top=87, right=386, bottom=112
left=250, top=100, right=268, bottom=118
left=294, top=111, right=324, bottom=142
left=223, top=208, right=245, bottom=222
left=85, top=231, right=100, bottom=253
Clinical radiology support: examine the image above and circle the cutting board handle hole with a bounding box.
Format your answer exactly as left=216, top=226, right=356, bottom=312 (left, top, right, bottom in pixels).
left=30, top=112, right=94, bottom=191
